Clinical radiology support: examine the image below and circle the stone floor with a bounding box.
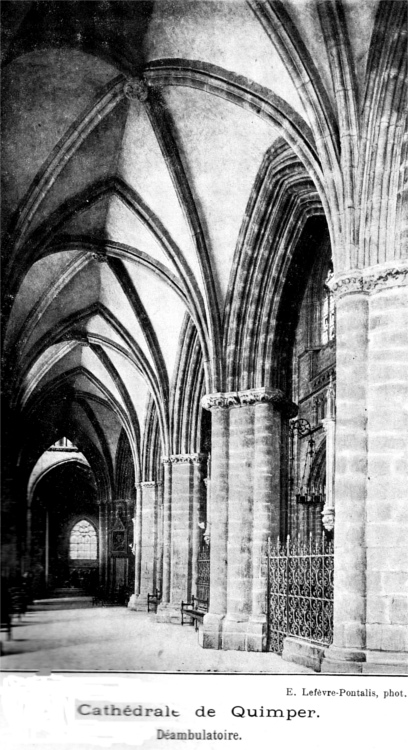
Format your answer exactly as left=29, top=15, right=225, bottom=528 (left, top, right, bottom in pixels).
left=1, top=606, right=313, bottom=673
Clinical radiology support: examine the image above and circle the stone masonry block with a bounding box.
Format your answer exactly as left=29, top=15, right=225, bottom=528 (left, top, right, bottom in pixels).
left=334, top=546, right=366, bottom=568
left=379, top=572, right=408, bottom=596
left=366, top=501, right=408, bottom=524
left=369, top=328, right=406, bottom=347
left=380, top=626, right=407, bottom=652
left=333, top=525, right=366, bottom=549
left=343, top=623, right=366, bottom=649
left=366, top=571, right=382, bottom=592
left=370, top=348, right=408, bottom=363
left=369, top=382, right=407, bottom=403
left=334, top=592, right=365, bottom=621
left=366, top=596, right=390, bottom=624
left=368, top=434, right=405, bottom=453
left=390, top=596, right=408, bottom=625
left=336, top=453, right=368, bottom=475
left=335, top=567, right=367, bottom=593
left=366, top=525, right=407, bottom=548
left=367, top=546, right=408, bottom=572
left=366, top=625, right=383, bottom=650
left=370, top=289, right=408, bottom=314
left=368, top=363, right=407, bottom=384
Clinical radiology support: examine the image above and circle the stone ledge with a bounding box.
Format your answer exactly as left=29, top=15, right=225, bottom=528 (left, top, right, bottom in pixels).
left=321, top=645, right=408, bottom=674
left=222, top=615, right=251, bottom=652
left=282, top=637, right=325, bottom=672
left=200, top=613, right=225, bottom=650
left=365, top=649, right=408, bottom=666
left=128, top=594, right=149, bottom=612
left=246, top=616, right=268, bottom=652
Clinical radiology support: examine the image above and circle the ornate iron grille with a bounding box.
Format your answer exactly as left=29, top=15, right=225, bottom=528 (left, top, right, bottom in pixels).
left=266, top=535, right=334, bottom=654
left=197, top=542, right=210, bottom=601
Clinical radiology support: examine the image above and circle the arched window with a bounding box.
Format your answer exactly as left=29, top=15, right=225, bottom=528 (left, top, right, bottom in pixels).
left=69, top=520, right=97, bottom=560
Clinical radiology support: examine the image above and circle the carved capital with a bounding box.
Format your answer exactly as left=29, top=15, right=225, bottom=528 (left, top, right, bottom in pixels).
left=140, top=481, right=157, bottom=488
left=201, top=388, right=297, bottom=417
left=363, top=265, right=408, bottom=293
left=124, top=77, right=149, bottom=102
left=329, top=262, right=408, bottom=299
left=161, top=456, right=172, bottom=465
left=201, top=392, right=239, bottom=409
left=169, top=453, right=207, bottom=464
left=241, top=387, right=298, bottom=417
left=239, top=387, right=274, bottom=405
left=328, top=273, right=364, bottom=298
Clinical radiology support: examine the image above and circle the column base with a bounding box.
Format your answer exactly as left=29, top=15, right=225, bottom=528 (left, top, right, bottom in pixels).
left=156, top=603, right=182, bottom=624
left=200, top=614, right=268, bottom=652
left=221, top=615, right=250, bottom=651
left=246, top=616, right=268, bottom=652
left=282, top=637, right=325, bottom=672
left=127, top=594, right=148, bottom=612
left=200, top=613, right=225, bottom=649
left=321, top=644, right=366, bottom=673
left=321, top=645, right=408, bottom=674
left=362, top=650, right=408, bottom=674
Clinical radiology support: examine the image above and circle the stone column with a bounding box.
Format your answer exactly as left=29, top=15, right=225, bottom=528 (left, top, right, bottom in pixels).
left=322, top=274, right=370, bottom=671
left=201, top=388, right=295, bottom=651
left=130, top=482, right=158, bottom=609
left=321, top=378, right=336, bottom=533
left=98, top=503, right=109, bottom=589
left=201, top=399, right=230, bottom=648
left=169, top=456, right=192, bottom=619
left=364, top=267, right=408, bottom=670
left=203, top=475, right=210, bottom=544
left=321, top=262, right=408, bottom=673
left=44, top=510, right=49, bottom=589
left=157, top=453, right=206, bottom=623
left=25, top=502, right=32, bottom=574
left=191, top=456, right=206, bottom=596
left=158, top=459, right=172, bottom=608
left=128, top=483, right=142, bottom=609
left=156, top=484, right=164, bottom=594
left=248, top=400, right=282, bottom=651
left=134, top=484, right=142, bottom=596
left=222, top=404, right=254, bottom=650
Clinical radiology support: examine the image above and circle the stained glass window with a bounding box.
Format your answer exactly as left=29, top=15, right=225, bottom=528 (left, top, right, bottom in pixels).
left=69, top=520, right=97, bottom=560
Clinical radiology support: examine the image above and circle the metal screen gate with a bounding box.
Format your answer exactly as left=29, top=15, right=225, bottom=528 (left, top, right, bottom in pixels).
left=266, top=535, right=334, bottom=654
left=197, top=542, right=210, bottom=601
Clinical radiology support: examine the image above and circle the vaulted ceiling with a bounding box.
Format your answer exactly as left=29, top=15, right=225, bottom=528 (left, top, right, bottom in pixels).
left=1, top=0, right=394, bottom=494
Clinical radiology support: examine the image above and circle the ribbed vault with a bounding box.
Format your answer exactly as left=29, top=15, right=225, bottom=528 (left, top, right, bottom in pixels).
left=2, top=0, right=406, bottom=519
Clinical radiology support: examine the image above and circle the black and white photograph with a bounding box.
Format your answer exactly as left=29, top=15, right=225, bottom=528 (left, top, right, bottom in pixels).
left=1, top=0, right=407, bottom=746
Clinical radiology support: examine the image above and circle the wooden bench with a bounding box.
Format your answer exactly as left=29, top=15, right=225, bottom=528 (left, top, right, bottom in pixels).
left=0, top=578, right=21, bottom=641
left=9, top=586, right=27, bottom=621
left=181, top=596, right=208, bottom=630
left=147, top=589, right=161, bottom=613
left=1, top=617, right=12, bottom=640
